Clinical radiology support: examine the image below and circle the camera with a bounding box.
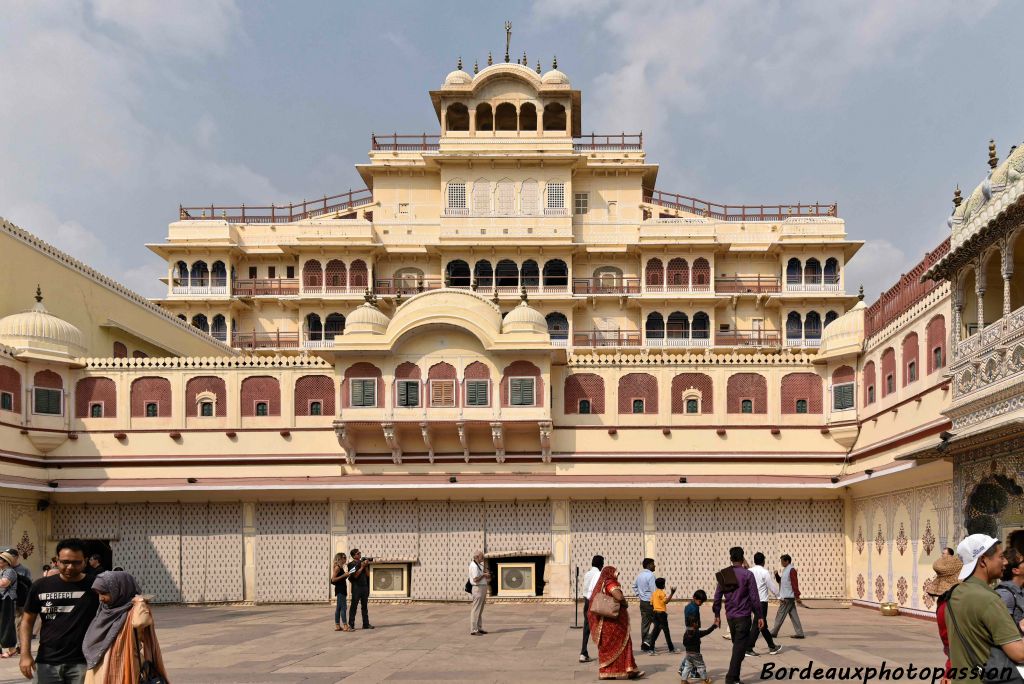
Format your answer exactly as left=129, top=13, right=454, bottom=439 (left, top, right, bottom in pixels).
left=360, top=557, right=374, bottom=563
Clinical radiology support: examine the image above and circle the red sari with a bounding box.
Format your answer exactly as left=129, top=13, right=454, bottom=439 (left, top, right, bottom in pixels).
left=588, top=567, right=642, bottom=680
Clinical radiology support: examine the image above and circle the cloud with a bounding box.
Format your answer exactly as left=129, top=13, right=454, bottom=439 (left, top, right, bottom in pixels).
left=843, top=239, right=915, bottom=302
left=88, top=0, right=242, bottom=57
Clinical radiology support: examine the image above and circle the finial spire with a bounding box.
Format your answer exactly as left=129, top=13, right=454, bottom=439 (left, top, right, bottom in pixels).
left=457, top=56, right=463, bottom=71
left=487, top=51, right=493, bottom=67
left=35, top=285, right=43, bottom=303
left=952, top=185, right=962, bottom=207
left=520, top=284, right=529, bottom=302
left=474, top=59, right=479, bottom=75
left=553, top=55, right=558, bottom=70
left=504, top=20, right=512, bottom=63
left=492, top=289, right=500, bottom=305
left=989, top=139, right=998, bottom=169
left=536, top=60, right=542, bottom=74
left=858, top=285, right=864, bottom=301
left=364, top=288, right=373, bottom=304
left=522, top=50, right=527, bottom=66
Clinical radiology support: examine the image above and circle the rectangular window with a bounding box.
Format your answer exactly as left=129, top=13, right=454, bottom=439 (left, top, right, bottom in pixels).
left=89, top=403, right=103, bottom=418
left=255, top=401, right=268, bottom=416
left=430, top=380, right=455, bottom=407
left=907, top=361, right=917, bottom=383
left=447, top=182, right=466, bottom=209
left=33, top=388, right=62, bottom=416
left=248, top=266, right=257, bottom=279
left=867, top=386, right=875, bottom=404
left=509, top=378, right=535, bottom=406
left=0, top=392, right=11, bottom=411
left=933, top=346, right=944, bottom=370
left=632, top=398, right=645, bottom=414
left=465, top=380, right=489, bottom=407
left=398, top=203, right=409, bottom=214
left=396, top=380, right=420, bottom=408
left=200, top=401, right=213, bottom=417
left=547, top=182, right=565, bottom=209
left=351, top=379, right=376, bottom=407
left=795, top=399, right=808, bottom=414
left=886, top=374, right=895, bottom=394
left=686, top=398, right=699, bottom=414
left=740, top=399, right=753, bottom=414
left=309, top=401, right=322, bottom=416
left=832, top=382, right=855, bottom=411
left=286, top=266, right=295, bottom=279
left=574, top=192, right=589, bottom=215
left=268, top=266, right=276, bottom=279
left=578, top=399, right=591, bottom=414
left=145, top=402, right=159, bottom=417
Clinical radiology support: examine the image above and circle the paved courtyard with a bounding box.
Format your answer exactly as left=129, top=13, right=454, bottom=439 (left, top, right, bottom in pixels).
left=0, top=602, right=944, bottom=683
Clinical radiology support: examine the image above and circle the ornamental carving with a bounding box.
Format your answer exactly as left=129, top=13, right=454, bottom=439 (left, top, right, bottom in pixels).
left=922, top=520, right=935, bottom=556
left=875, top=575, right=886, bottom=602
left=856, top=526, right=864, bottom=555
left=875, top=525, right=885, bottom=555
left=896, top=577, right=909, bottom=606
left=896, top=523, right=908, bottom=556
left=16, top=531, right=33, bottom=560
left=922, top=588, right=935, bottom=610
left=856, top=574, right=865, bottom=599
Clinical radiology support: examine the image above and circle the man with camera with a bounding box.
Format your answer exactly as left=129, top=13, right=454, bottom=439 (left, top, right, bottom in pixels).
left=347, top=549, right=375, bottom=630
left=468, top=551, right=490, bottom=636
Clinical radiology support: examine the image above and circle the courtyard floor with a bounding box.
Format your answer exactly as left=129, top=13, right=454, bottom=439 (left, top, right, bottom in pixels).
left=0, top=602, right=944, bottom=683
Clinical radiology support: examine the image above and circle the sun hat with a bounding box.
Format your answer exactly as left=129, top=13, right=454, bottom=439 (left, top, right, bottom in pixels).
left=0, top=552, right=16, bottom=567
left=923, top=554, right=963, bottom=596
left=957, top=534, right=1000, bottom=581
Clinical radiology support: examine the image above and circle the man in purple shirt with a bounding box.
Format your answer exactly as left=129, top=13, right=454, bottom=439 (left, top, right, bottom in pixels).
left=713, top=547, right=765, bottom=684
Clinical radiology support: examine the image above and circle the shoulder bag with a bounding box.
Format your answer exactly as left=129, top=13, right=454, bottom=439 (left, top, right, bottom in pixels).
left=589, top=581, right=621, bottom=619
left=946, top=585, right=1024, bottom=684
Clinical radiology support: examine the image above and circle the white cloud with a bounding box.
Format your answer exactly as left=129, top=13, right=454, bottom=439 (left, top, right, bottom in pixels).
left=843, top=239, right=915, bottom=302
left=89, top=0, right=242, bottom=57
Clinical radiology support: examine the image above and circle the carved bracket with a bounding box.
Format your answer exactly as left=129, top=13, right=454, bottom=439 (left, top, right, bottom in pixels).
left=334, top=422, right=356, bottom=465
left=420, top=422, right=434, bottom=464
left=539, top=421, right=553, bottom=463
left=382, top=422, right=402, bottom=465
left=457, top=421, right=470, bottom=462
left=490, top=421, right=505, bottom=463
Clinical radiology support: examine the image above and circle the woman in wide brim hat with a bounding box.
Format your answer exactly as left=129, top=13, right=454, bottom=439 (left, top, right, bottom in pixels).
left=923, top=554, right=963, bottom=683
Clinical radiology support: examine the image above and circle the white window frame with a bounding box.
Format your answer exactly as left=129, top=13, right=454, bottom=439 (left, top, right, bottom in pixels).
left=631, top=398, right=645, bottom=414
left=144, top=401, right=160, bottom=417
left=88, top=401, right=104, bottom=418
left=0, top=391, right=12, bottom=412
left=832, top=382, right=855, bottom=411
left=308, top=400, right=323, bottom=416
left=465, top=379, right=490, bottom=407
left=254, top=400, right=270, bottom=417
left=740, top=397, right=754, bottom=414
left=509, top=376, right=536, bottom=407
left=794, top=398, right=808, bottom=414
left=196, top=391, right=217, bottom=417
left=31, top=386, right=63, bottom=416
left=546, top=182, right=565, bottom=209
left=682, top=392, right=701, bottom=414
left=574, top=191, right=589, bottom=215
left=350, top=378, right=377, bottom=408
left=396, top=379, right=421, bottom=408
left=430, top=379, right=456, bottom=408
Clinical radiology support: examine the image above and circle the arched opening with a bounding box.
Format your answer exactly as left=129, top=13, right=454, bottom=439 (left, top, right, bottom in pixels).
left=667, top=312, right=689, bottom=339
left=349, top=259, right=368, bottom=288
left=645, top=312, right=665, bottom=340
left=546, top=312, right=569, bottom=341
left=446, top=102, right=469, bottom=131
left=394, top=267, right=424, bottom=294
left=521, top=259, right=540, bottom=289
left=325, top=313, right=345, bottom=340
left=543, top=102, right=566, bottom=131
left=804, top=311, right=822, bottom=341
left=191, top=313, right=209, bottom=333
left=667, top=258, right=689, bottom=290
left=177, top=314, right=186, bottom=321
left=306, top=313, right=323, bottom=341
left=519, top=102, right=537, bottom=131
left=1012, top=229, right=1024, bottom=312
left=543, top=259, right=568, bottom=289
left=961, top=267, right=978, bottom=336
left=475, top=103, right=493, bottom=132
left=325, top=260, right=347, bottom=291
left=190, top=261, right=209, bottom=287
left=211, top=261, right=227, bottom=286
left=473, top=260, right=493, bottom=290
left=303, top=259, right=323, bottom=290
left=211, top=314, right=227, bottom=341
left=804, top=258, right=822, bottom=286
left=495, top=259, right=519, bottom=288
left=472, top=178, right=490, bottom=215
left=824, top=310, right=839, bottom=328
left=982, top=250, right=1004, bottom=324
left=495, top=102, right=517, bottom=131
left=646, top=258, right=664, bottom=289
left=521, top=179, right=539, bottom=215
left=824, top=257, right=840, bottom=285
left=445, top=259, right=471, bottom=288
left=594, top=266, right=623, bottom=291
left=175, top=261, right=188, bottom=286
left=786, top=258, right=802, bottom=284
left=786, top=311, right=802, bottom=342
left=692, top=258, right=710, bottom=289
left=692, top=311, right=710, bottom=339
left=495, top=179, right=515, bottom=215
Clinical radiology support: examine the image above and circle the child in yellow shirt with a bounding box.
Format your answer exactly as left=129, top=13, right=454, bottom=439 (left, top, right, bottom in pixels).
left=647, top=577, right=676, bottom=654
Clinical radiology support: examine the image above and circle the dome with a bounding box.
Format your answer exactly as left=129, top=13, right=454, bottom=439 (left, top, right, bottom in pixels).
left=541, top=69, right=569, bottom=85
left=816, top=300, right=866, bottom=361
left=345, top=302, right=391, bottom=335
left=501, top=300, right=547, bottom=334
left=444, top=69, right=472, bottom=86
left=0, top=288, right=85, bottom=362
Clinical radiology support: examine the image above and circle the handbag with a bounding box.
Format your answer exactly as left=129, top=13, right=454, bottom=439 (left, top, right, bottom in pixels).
left=136, top=631, right=167, bottom=684
left=588, top=581, right=621, bottom=619
left=946, top=586, right=1024, bottom=684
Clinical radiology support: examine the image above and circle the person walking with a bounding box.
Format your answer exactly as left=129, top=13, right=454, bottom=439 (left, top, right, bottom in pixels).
left=923, top=553, right=963, bottom=683
left=468, top=551, right=490, bottom=636
left=19, top=538, right=101, bottom=684
left=748, top=552, right=782, bottom=656
left=646, top=578, right=676, bottom=654
left=84, top=556, right=104, bottom=577
left=0, top=552, right=18, bottom=659
left=712, top=546, right=763, bottom=684
left=331, top=552, right=352, bottom=632
left=770, top=554, right=805, bottom=639
left=346, top=549, right=373, bottom=631
left=588, top=566, right=644, bottom=680
left=684, top=589, right=707, bottom=630
left=996, top=548, right=1024, bottom=634
left=4, top=549, right=31, bottom=655
left=633, top=558, right=656, bottom=651
left=580, top=555, right=604, bottom=662
left=678, top=614, right=716, bottom=684
left=946, top=534, right=1024, bottom=680
left=82, top=571, right=168, bottom=683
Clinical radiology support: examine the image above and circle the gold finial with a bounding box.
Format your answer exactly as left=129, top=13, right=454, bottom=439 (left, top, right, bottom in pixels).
left=504, top=20, right=512, bottom=63
left=553, top=56, right=558, bottom=70
left=536, top=60, right=542, bottom=74
left=521, top=284, right=528, bottom=302
left=858, top=285, right=864, bottom=301
left=487, top=51, right=493, bottom=67
left=474, top=59, right=479, bottom=75
left=35, top=285, right=43, bottom=303
left=989, top=139, right=998, bottom=169
left=457, top=56, right=463, bottom=71
left=952, top=185, right=962, bottom=207
left=522, top=50, right=527, bottom=66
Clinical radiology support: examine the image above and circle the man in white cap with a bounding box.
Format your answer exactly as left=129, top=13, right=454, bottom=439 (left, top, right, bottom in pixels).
left=946, top=534, right=1024, bottom=681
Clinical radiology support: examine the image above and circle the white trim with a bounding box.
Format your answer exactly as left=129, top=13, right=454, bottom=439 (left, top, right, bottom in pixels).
left=349, top=377, right=377, bottom=407
left=143, top=400, right=160, bottom=417
left=464, top=379, right=491, bottom=408
left=252, top=399, right=270, bottom=416
left=429, top=378, right=456, bottom=408
left=88, top=401, right=105, bottom=418
left=395, top=379, right=421, bottom=408
left=31, top=386, right=63, bottom=417
left=508, top=376, right=536, bottom=407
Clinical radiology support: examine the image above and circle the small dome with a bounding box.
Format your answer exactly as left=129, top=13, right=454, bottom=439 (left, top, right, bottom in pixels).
left=816, top=300, right=866, bottom=360
left=0, top=288, right=85, bottom=361
left=345, top=302, right=391, bottom=335
left=541, top=69, right=569, bottom=85
left=501, top=300, right=547, bottom=334
left=444, top=69, right=472, bottom=86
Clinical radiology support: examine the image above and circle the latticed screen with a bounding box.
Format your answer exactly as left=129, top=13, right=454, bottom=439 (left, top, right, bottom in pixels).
left=430, top=380, right=455, bottom=407
left=447, top=182, right=466, bottom=208
left=521, top=181, right=538, bottom=214
left=466, top=380, right=489, bottom=406
left=496, top=181, right=515, bottom=215
left=833, top=383, right=854, bottom=410
left=510, top=378, right=535, bottom=406
left=547, top=182, right=565, bottom=208
left=472, top=181, right=490, bottom=214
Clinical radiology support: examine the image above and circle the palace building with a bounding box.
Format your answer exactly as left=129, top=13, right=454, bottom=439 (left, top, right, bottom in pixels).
left=0, top=55, right=1018, bottom=612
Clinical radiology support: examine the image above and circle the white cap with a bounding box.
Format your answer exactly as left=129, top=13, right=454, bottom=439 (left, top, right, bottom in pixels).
left=957, top=534, right=1000, bottom=581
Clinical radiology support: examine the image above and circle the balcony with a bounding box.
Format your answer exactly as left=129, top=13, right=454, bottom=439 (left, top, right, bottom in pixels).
left=573, top=133, right=643, bottom=152
left=302, top=282, right=368, bottom=296
left=573, top=278, right=641, bottom=295
left=783, top=337, right=822, bottom=348
left=233, top=279, right=300, bottom=296
left=233, top=332, right=299, bottom=350
left=302, top=337, right=340, bottom=349
left=371, top=133, right=440, bottom=151
left=644, top=282, right=712, bottom=294
left=572, top=330, right=642, bottom=347
left=469, top=279, right=570, bottom=296
left=544, top=207, right=569, bottom=217
left=784, top=276, right=842, bottom=293
left=171, top=279, right=228, bottom=296
left=374, top=278, right=444, bottom=296
left=715, top=276, right=781, bottom=294
left=179, top=188, right=372, bottom=223
left=645, top=336, right=712, bottom=348
left=714, top=329, right=781, bottom=347
left=644, top=189, right=838, bottom=222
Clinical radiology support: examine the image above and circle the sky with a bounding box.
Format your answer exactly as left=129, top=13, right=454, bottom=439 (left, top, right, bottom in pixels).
left=2, top=0, right=1022, bottom=302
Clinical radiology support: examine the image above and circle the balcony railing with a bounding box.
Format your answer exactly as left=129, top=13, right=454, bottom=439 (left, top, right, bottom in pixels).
left=784, top=275, right=842, bottom=293
left=550, top=335, right=569, bottom=348
left=179, top=188, right=372, bottom=223
left=371, top=133, right=440, bottom=151
left=715, top=276, right=781, bottom=294
left=573, top=278, right=642, bottom=295
left=233, top=279, right=300, bottom=296
left=233, top=332, right=300, bottom=350
left=443, top=207, right=471, bottom=216
left=644, top=282, right=712, bottom=294
left=645, top=336, right=712, bottom=348
left=572, top=330, right=643, bottom=347
left=374, top=278, right=444, bottom=295
left=714, top=329, right=782, bottom=347
left=784, top=336, right=822, bottom=348
left=544, top=207, right=569, bottom=216
left=573, top=132, right=643, bottom=151
left=171, top=279, right=228, bottom=296
left=644, top=189, right=837, bottom=222
left=302, top=337, right=340, bottom=349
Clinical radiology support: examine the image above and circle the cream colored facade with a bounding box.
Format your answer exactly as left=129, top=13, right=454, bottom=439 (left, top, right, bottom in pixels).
left=4, top=58, right=1014, bottom=613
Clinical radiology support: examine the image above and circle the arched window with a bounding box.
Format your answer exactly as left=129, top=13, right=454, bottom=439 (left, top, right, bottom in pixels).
left=191, top=314, right=209, bottom=333
left=667, top=258, right=689, bottom=289
left=543, top=259, right=568, bottom=289
left=543, top=103, right=566, bottom=131
left=645, top=312, right=665, bottom=339
left=175, top=261, right=189, bottom=286
left=881, top=348, right=896, bottom=397
left=824, top=311, right=839, bottom=328
left=475, top=103, right=493, bottom=132
left=579, top=399, right=591, bottom=414
left=902, top=332, right=919, bottom=386
left=306, top=313, right=323, bottom=341
left=495, top=259, right=519, bottom=288
left=686, top=398, right=699, bottom=414
left=325, top=313, right=345, bottom=340
left=786, top=258, right=802, bottom=284
left=90, top=403, right=103, bottom=418
left=545, top=312, right=569, bottom=340
left=200, top=401, right=214, bottom=417
left=927, top=315, right=946, bottom=374
left=804, top=258, right=822, bottom=285
left=394, top=267, right=424, bottom=293
left=446, top=102, right=469, bottom=131
left=786, top=312, right=802, bottom=341
left=472, top=179, right=490, bottom=215
left=146, top=403, right=158, bottom=417
left=594, top=266, right=623, bottom=289
left=310, top=401, right=322, bottom=416
left=667, top=312, right=689, bottom=339
left=863, top=361, right=876, bottom=405
left=349, top=260, right=368, bottom=288
left=303, top=259, right=323, bottom=289
left=796, top=399, right=808, bottom=414
left=521, top=179, right=539, bottom=215
left=295, top=374, right=335, bottom=416
left=325, top=260, right=347, bottom=290
left=692, top=258, right=710, bottom=289
left=741, top=399, right=753, bottom=413
left=474, top=260, right=493, bottom=290
left=804, top=311, right=822, bottom=340
left=211, top=261, right=227, bottom=286
left=113, top=342, right=127, bottom=358
left=646, top=258, right=664, bottom=288
left=446, top=260, right=471, bottom=287
left=495, top=103, right=517, bottom=131
left=824, top=257, right=840, bottom=284
left=520, top=260, right=540, bottom=288
left=211, top=314, right=227, bottom=341
left=255, top=402, right=269, bottom=416
left=692, top=312, right=710, bottom=339
left=519, top=102, right=537, bottom=131
left=190, top=261, right=209, bottom=286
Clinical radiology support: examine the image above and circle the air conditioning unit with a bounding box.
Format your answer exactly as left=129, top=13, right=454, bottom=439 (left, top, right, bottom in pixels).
left=369, top=563, right=409, bottom=598
left=497, top=562, right=536, bottom=597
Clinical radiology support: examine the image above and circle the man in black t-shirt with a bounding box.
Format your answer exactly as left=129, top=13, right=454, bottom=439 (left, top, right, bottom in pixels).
left=19, top=539, right=99, bottom=684
left=347, top=548, right=374, bottom=630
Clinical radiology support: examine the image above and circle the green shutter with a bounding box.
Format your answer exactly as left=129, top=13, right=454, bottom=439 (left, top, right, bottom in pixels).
left=510, top=378, right=534, bottom=406
left=833, top=383, right=854, bottom=411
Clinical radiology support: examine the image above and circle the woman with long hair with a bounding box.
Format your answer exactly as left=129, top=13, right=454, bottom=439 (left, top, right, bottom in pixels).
left=82, top=571, right=168, bottom=683
left=331, top=552, right=352, bottom=632
left=0, top=552, right=17, bottom=659
left=588, top=565, right=644, bottom=680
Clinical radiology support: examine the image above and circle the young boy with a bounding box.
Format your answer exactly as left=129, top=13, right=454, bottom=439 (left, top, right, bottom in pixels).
left=684, top=589, right=707, bottom=631
left=646, top=578, right=676, bottom=654
left=679, top=615, right=717, bottom=683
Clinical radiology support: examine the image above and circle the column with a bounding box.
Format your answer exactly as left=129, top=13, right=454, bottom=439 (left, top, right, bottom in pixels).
left=642, top=499, right=656, bottom=560
left=1003, top=264, right=1013, bottom=317
left=330, top=500, right=349, bottom=555
left=550, top=500, right=571, bottom=599
left=242, top=502, right=257, bottom=601
left=976, top=283, right=986, bottom=331
left=468, top=108, right=476, bottom=134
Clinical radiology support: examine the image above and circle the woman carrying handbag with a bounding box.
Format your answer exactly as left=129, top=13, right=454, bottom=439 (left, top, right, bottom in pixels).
left=587, top=566, right=644, bottom=680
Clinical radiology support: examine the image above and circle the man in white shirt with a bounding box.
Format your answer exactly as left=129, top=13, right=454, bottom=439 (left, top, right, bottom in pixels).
left=580, top=555, right=604, bottom=663
left=747, top=552, right=782, bottom=656
left=468, top=551, right=491, bottom=636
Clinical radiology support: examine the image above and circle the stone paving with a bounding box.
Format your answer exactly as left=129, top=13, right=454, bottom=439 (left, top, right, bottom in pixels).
left=0, top=602, right=945, bottom=683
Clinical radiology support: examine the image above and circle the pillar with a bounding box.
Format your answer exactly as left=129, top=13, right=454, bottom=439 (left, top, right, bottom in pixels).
left=550, top=500, right=570, bottom=599
left=331, top=500, right=349, bottom=555
left=242, top=502, right=257, bottom=601
left=976, top=283, right=986, bottom=331
left=642, top=499, right=656, bottom=560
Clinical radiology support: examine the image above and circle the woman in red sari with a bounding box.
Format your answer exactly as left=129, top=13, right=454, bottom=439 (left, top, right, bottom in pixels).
left=588, top=566, right=645, bottom=680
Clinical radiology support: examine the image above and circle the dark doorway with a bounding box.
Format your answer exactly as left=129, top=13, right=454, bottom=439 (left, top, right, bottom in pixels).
left=82, top=540, right=113, bottom=572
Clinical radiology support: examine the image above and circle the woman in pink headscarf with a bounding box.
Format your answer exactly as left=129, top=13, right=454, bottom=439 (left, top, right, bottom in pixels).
left=588, top=566, right=644, bottom=680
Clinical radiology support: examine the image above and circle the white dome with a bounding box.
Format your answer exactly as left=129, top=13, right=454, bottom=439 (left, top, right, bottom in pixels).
left=541, top=69, right=569, bottom=85
left=444, top=69, right=472, bottom=86
left=817, top=300, right=865, bottom=360
left=0, top=289, right=85, bottom=361
left=345, top=303, right=391, bottom=335
left=501, top=301, right=547, bottom=334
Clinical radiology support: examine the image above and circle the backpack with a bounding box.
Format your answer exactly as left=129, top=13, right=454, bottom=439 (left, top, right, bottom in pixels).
left=15, top=573, right=31, bottom=608
left=716, top=566, right=739, bottom=594
left=995, top=584, right=1024, bottom=625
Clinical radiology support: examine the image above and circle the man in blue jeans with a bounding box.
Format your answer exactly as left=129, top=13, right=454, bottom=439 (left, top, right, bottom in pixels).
left=713, top=546, right=764, bottom=684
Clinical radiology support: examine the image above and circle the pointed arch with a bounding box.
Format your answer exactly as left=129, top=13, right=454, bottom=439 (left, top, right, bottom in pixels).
left=472, top=178, right=490, bottom=215
left=646, top=258, right=664, bottom=288
left=645, top=312, right=665, bottom=339
left=521, top=179, right=539, bottom=215
left=446, top=102, right=469, bottom=131
left=667, top=312, right=689, bottom=339
left=303, top=259, right=323, bottom=289
left=667, top=258, right=689, bottom=290
left=692, top=258, right=710, bottom=289
left=543, top=259, right=568, bottom=289
left=325, top=260, right=347, bottom=290
left=495, top=102, right=517, bottom=131
left=519, top=102, right=537, bottom=131
left=475, top=103, right=493, bottom=132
